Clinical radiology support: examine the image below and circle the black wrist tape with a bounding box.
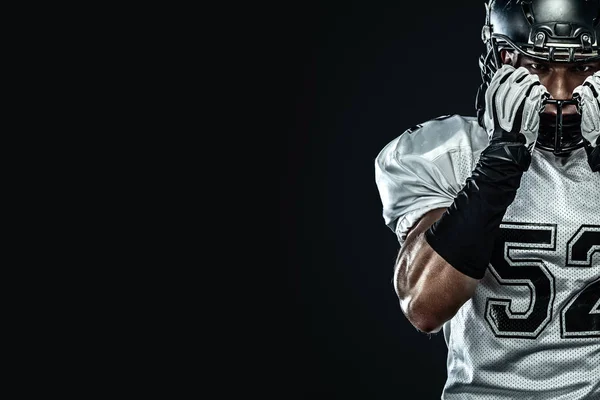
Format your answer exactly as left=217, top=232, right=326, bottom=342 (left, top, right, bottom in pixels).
left=424, top=139, right=531, bottom=279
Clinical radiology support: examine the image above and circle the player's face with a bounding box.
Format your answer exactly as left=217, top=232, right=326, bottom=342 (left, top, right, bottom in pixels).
left=501, top=50, right=600, bottom=115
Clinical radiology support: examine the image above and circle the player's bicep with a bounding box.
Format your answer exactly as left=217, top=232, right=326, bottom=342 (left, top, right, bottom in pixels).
left=404, top=207, right=448, bottom=243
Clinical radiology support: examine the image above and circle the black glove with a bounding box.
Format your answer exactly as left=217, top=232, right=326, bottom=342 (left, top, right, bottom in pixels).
left=584, top=137, right=599, bottom=172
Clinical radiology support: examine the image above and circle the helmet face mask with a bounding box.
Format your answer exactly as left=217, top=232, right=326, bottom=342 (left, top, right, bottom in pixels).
left=476, top=0, right=600, bottom=156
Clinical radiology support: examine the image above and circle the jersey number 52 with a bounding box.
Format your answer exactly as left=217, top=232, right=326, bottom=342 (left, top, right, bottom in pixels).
left=485, top=223, right=599, bottom=339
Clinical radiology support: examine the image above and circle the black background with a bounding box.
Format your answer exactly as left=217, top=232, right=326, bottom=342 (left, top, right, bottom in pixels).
left=283, top=1, right=487, bottom=398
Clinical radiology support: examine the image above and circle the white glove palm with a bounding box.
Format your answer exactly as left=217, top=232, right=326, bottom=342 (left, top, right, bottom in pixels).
left=484, top=65, right=550, bottom=151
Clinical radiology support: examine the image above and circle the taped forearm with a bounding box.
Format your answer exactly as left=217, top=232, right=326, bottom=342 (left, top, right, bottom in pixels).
left=424, top=140, right=530, bottom=279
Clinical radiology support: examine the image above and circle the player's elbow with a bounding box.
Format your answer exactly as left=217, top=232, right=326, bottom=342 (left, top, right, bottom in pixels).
left=395, top=265, right=447, bottom=334
left=400, top=296, right=445, bottom=334
left=395, top=274, right=444, bottom=334
left=414, top=318, right=444, bottom=334
left=415, top=323, right=443, bottom=334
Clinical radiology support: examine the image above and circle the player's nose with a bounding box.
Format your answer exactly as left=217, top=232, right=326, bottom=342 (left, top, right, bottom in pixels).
left=541, top=71, right=580, bottom=115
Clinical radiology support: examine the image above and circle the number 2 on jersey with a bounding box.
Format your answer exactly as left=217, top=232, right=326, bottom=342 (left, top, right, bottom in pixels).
left=485, top=223, right=599, bottom=339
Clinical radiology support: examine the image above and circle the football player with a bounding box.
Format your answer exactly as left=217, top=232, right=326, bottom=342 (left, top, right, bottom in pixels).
left=374, top=1, right=600, bottom=399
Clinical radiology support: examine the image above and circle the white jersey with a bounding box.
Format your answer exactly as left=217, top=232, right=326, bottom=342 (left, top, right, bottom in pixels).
left=374, top=114, right=600, bottom=400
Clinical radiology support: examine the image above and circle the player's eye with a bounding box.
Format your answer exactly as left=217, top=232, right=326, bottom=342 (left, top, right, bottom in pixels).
left=527, top=63, right=547, bottom=71
left=572, top=65, right=592, bottom=73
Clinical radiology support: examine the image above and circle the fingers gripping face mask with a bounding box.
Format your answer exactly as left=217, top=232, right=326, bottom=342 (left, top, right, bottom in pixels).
left=573, top=71, right=600, bottom=147
left=483, top=65, right=550, bottom=152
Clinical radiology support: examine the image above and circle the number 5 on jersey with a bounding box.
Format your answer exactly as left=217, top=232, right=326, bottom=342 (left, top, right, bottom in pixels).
left=485, top=223, right=599, bottom=339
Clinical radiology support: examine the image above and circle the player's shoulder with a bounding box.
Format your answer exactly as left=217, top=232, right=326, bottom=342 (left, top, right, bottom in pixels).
left=376, top=114, right=488, bottom=165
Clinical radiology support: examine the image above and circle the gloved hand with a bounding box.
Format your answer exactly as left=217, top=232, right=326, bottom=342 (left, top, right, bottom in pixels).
left=482, top=64, right=549, bottom=170
left=484, top=64, right=550, bottom=149
left=573, top=71, right=600, bottom=172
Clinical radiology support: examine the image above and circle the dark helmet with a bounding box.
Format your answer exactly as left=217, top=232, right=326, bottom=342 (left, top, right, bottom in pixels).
left=475, top=0, right=600, bottom=155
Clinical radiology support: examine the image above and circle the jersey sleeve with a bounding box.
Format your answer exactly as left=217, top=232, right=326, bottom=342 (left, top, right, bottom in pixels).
left=374, top=115, right=488, bottom=245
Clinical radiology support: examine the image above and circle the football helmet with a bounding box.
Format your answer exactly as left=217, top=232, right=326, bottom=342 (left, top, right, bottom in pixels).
left=475, top=0, right=600, bottom=155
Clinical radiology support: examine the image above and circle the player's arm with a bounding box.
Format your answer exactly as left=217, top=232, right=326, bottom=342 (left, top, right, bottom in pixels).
left=394, top=207, right=479, bottom=334
left=394, top=65, right=549, bottom=334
